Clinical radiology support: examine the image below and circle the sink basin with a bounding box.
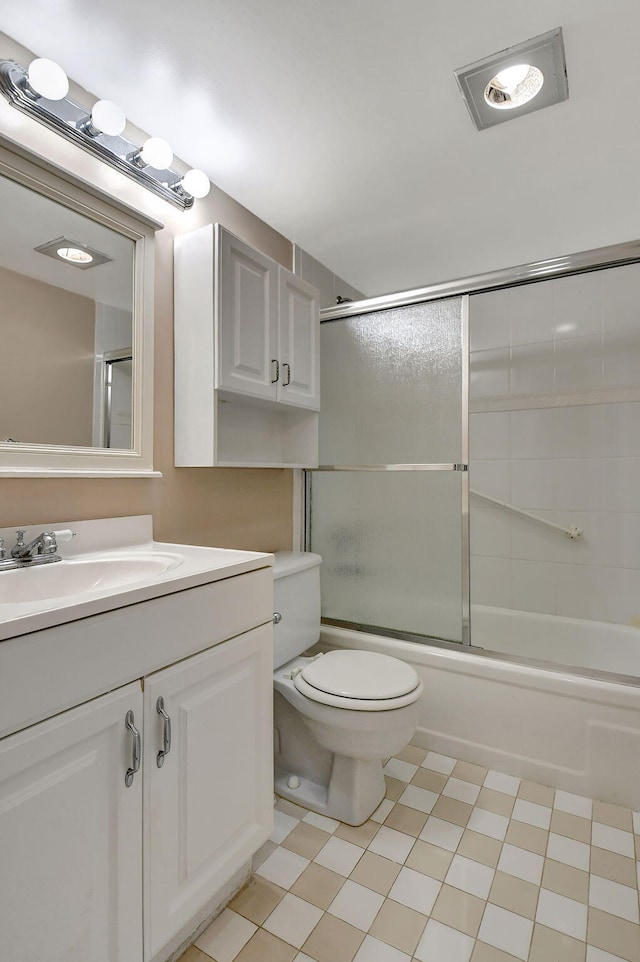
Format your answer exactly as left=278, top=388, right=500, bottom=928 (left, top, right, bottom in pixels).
left=0, top=553, right=183, bottom=604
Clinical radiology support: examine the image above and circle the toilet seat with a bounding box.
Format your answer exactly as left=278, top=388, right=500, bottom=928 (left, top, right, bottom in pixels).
left=293, top=650, right=422, bottom=711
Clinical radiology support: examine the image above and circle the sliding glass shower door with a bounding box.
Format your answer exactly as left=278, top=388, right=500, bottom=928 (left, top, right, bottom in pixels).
left=307, top=296, right=468, bottom=644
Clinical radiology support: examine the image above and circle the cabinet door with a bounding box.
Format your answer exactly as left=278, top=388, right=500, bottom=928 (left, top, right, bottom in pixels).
left=0, top=683, right=143, bottom=962
left=144, top=625, right=273, bottom=960
left=278, top=268, right=320, bottom=410
left=218, top=227, right=279, bottom=400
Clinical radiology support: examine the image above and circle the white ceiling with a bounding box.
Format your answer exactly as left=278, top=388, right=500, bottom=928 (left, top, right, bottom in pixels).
left=1, top=1, right=638, bottom=296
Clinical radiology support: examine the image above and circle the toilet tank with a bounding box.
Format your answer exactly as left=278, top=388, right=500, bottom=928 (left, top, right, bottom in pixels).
left=272, top=552, right=322, bottom=668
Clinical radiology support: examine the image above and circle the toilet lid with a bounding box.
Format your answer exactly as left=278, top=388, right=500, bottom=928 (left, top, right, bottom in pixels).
left=299, top=650, right=419, bottom=701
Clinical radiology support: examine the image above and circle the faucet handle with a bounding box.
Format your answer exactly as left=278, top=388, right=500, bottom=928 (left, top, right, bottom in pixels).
left=0, top=538, right=4, bottom=560
left=15, top=529, right=25, bottom=547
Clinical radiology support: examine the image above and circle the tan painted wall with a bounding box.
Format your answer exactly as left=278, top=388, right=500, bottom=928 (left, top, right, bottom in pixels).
left=0, top=34, right=293, bottom=552
left=0, top=265, right=95, bottom=446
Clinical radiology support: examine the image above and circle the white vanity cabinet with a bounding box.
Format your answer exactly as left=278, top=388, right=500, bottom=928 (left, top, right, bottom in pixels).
left=174, top=223, right=319, bottom=467
left=0, top=551, right=274, bottom=962
left=143, top=624, right=273, bottom=960
left=0, top=682, right=144, bottom=962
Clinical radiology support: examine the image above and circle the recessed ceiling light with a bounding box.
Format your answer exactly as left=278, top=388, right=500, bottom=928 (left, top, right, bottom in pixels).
left=56, top=246, right=94, bottom=264
left=34, top=236, right=113, bottom=270
left=484, top=64, right=544, bottom=110
left=455, top=28, right=568, bottom=131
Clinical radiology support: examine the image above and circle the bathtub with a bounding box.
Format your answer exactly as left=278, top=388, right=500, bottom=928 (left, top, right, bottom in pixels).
left=320, top=621, right=640, bottom=810
left=471, top=604, right=640, bottom=678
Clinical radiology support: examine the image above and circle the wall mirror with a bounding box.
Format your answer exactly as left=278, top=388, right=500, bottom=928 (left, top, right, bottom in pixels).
left=0, top=142, right=158, bottom=476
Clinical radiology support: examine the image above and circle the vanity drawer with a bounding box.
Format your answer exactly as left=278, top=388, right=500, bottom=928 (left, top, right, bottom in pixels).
left=0, top=567, right=273, bottom=739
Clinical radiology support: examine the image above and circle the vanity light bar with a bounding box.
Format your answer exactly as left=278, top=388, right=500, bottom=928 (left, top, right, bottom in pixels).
left=0, top=59, right=210, bottom=210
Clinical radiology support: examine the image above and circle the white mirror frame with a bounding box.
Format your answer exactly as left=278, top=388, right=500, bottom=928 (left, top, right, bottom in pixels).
left=0, top=141, right=160, bottom=477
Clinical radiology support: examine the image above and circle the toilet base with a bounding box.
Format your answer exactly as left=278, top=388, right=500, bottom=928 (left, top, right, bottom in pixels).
left=275, top=753, right=386, bottom=826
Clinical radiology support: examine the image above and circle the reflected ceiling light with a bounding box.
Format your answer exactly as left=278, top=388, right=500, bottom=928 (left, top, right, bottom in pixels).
left=34, top=236, right=113, bottom=270
left=0, top=58, right=206, bottom=210
left=26, top=58, right=69, bottom=100
left=56, top=246, right=94, bottom=264
left=455, top=28, right=568, bottom=131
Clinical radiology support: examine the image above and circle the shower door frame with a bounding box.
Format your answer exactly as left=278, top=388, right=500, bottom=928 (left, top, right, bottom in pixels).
left=303, top=236, right=640, bottom=653
left=305, top=294, right=471, bottom=646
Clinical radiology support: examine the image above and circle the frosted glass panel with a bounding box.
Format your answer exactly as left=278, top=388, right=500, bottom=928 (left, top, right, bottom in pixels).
left=320, top=297, right=463, bottom=465
left=309, top=472, right=463, bottom=643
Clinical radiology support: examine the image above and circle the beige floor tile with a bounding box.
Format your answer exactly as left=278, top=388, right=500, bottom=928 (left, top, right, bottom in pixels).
left=489, top=871, right=539, bottom=920
left=431, top=795, right=473, bottom=827
left=384, top=776, right=405, bottom=801
left=383, top=804, right=428, bottom=838
left=518, top=780, right=555, bottom=807
left=275, top=799, right=309, bottom=820
left=590, top=846, right=638, bottom=888
left=290, top=863, right=345, bottom=910
left=302, top=913, right=364, bottom=962
left=550, top=810, right=592, bottom=844
left=431, top=883, right=486, bottom=937
left=528, top=923, right=586, bottom=962
left=411, top=767, right=448, bottom=794
left=593, top=800, right=634, bottom=832
left=282, top=823, right=331, bottom=861
left=368, top=899, right=427, bottom=954
left=349, top=851, right=401, bottom=896
left=230, top=877, right=287, bottom=925
left=178, top=948, right=211, bottom=962
left=234, top=929, right=298, bottom=962
left=458, top=829, right=503, bottom=868
left=453, top=760, right=488, bottom=785
left=471, top=941, right=521, bottom=961
left=395, top=744, right=427, bottom=765
left=542, top=859, right=589, bottom=903
left=253, top=840, right=278, bottom=871
left=587, top=907, right=640, bottom=962
left=505, top=820, right=548, bottom=856
left=334, top=821, right=379, bottom=848
left=405, top=838, right=453, bottom=880
left=476, top=787, right=516, bottom=817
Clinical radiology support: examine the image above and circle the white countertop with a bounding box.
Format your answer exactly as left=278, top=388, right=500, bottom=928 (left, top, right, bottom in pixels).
left=0, top=515, right=273, bottom=641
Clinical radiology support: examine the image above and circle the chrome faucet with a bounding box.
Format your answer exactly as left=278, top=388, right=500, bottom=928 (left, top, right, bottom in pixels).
left=5, top=528, right=76, bottom=568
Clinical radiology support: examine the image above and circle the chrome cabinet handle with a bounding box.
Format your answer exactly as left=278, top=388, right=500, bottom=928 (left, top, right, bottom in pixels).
left=125, top=710, right=141, bottom=787
left=156, top=696, right=172, bottom=768
left=271, top=359, right=280, bottom=383
left=282, top=363, right=291, bottom=386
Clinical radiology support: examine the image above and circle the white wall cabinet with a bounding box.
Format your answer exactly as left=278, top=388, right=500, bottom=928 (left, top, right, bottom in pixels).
left=0, top=682, right=144, bottom=962
left=175, top=223, right=319, bottom=467
left=0, top=568, right=273, bottom=962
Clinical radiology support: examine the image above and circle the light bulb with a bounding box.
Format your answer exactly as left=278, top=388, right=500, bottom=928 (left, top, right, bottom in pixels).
left=91, top=100, right=126, bottom=137
left=181, top=169, right=211, bottom=198
left=494, top=63, right=531, bottom=93
left=140, top=137, right=173, bottom=170
left=27, top=58, right=69, bottom=100
left=57, top=247, right=93, bottom=264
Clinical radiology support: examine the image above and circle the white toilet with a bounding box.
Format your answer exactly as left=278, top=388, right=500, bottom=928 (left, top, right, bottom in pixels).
left=273, top=551, right=423, bottom=825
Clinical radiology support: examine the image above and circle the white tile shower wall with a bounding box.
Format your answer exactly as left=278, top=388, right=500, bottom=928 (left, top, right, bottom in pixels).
left=293, top=244, right=366, bottom=310
left=469, top=263, right=640, bottom=627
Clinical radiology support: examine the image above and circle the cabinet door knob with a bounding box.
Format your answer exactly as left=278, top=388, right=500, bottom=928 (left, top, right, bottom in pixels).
left=282, top=363, right=291, bottom=386
left=124, top=710, right=141, bottom=787
left=271, top=359, right=280, bottom=384
left=156, top=696, right=172, bottom=768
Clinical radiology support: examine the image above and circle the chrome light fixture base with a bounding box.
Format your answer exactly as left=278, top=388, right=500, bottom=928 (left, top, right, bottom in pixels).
left=454, top=28, right=569, bottom=131
left=0, top=60, right=194, bottom=210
